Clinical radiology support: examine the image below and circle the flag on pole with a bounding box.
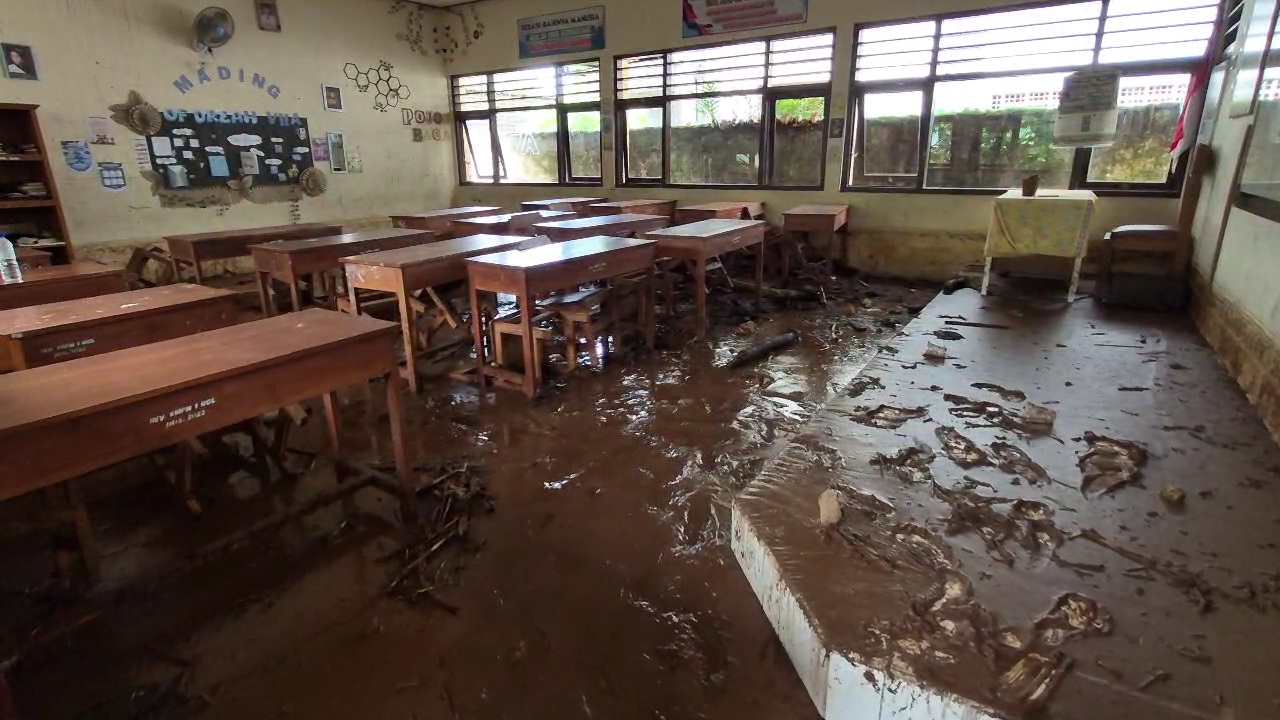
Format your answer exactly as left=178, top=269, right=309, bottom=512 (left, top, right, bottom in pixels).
left=1171, top=60, right=1211, bottom=163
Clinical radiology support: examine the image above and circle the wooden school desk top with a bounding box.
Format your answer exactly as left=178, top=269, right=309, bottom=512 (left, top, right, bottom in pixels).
left=390, top=207, right=501, bottom=221
left=252, top=228, right=433, bottom=255
left=520, top=197, right=606, bottom=210
left=342, top=234, right=532, bottom=270
left=645, top=218, right=767, bottom=242
left=467, top=235, right=656, bottom=270
left=0, top=283, right=236, bottom=338
left=0, top=309, right=400, bottom=500
left=0, top=263, right=129, bottom=311
left=165, top=223, right=343, bottom=257
left=674, top=201, right=765, bottom=221
left=531, top=213, right=671, bottom=240
left=452, top=210, right=576, bottom=231
left=586, top=199, right=674, bottom=213
left=783, top=204, right=849, bottom=230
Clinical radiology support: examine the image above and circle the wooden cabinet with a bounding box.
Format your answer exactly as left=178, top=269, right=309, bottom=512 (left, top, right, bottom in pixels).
left=0, top=103, right=72, bottom=263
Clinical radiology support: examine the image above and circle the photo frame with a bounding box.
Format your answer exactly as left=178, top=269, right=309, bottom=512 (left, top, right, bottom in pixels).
left=2, top=43, right=38, bottom=81
left=255, top=0, right=282, bottom=32
left=327, top=131, right=347, bottom=173
left=322, top=84, right=344, bottom=112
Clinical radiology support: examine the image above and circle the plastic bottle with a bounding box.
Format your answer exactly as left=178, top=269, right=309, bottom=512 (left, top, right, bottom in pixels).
left=0, top=235, right=22, bottom=283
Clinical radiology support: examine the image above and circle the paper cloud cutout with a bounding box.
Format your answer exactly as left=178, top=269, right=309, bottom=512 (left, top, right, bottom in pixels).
left=204, top=147, right=225, bottom=154
left=251, top=148, right=266, bottom=156
left=172, top=128, right=196, bottom=136
left=265, top=158, right=283, bottom=166
left=293, top=146, right=310, bottom=154
left=228, top=133, right=263, bottom=147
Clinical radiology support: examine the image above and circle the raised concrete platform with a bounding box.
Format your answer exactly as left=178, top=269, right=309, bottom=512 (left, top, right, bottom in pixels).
left=733, top=288, right=1280, bottom=719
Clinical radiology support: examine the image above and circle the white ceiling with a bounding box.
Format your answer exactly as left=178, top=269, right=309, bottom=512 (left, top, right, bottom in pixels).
left=395, top=0, right=480, bottom=7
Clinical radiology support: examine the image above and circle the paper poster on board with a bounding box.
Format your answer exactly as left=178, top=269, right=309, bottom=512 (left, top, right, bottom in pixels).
left=1054, top=68, right=1121, bottom=147
left=518, top=6, right=605, bottom=59
left=682, top=0, right=808, bottom=37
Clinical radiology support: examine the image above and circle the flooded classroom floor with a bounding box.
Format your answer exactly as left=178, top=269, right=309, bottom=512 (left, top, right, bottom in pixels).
left=4, top=279, right=1280, bottom=720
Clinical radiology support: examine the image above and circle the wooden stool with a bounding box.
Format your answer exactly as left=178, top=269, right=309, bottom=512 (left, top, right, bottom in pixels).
left=1097, top=224, right=1188, bottom=309
left=491, top=309, right=557, bottom=381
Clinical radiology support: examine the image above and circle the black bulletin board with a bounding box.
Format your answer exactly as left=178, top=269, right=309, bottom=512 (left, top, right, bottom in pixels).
left=147, top=110, right=314, bottom=189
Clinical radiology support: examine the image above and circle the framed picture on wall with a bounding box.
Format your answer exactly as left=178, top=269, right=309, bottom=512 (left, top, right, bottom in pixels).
left=256, top=0, right=282, bottom=32
left=2, top=43, right=38, bottom=81
left=322, top=84, right=344, bottom=112
left=327, top=131, right=347, bottom=173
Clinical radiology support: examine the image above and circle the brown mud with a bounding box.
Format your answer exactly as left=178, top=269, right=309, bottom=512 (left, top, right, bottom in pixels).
left=0, top=275, right=935, bottom=720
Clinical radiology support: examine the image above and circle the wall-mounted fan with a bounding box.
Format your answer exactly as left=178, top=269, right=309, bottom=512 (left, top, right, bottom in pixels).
left=193, top=7, right=235, bottom=53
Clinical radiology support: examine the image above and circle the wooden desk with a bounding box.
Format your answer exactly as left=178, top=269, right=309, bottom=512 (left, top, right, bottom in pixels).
left=673, top=201, right=765, bottom=223
left=0, top=284, right=238, bottom=371
left=533, top=213, right=671, bottom=242
left=0, top=262, right=128, bottom=311
left=644, top=219, right=768, bottom=338
left=390, top=206, right=501, bottom=234
left=466, top=236, right=658, bottom=398
left=251, top=228, right=434, bottom=316
left=16, top=246, right=52, bottom=269
left=451, top=210, right=576, bottom=235
left=783, top=205, right=850, bottom=272
left=342, top=233, right=532, bottom=392
left=585, top=199, right=675, bottom=218
left=0, top=309, right=416, bottom=579
left=520, top=197, right=606, bottom=213
left=165, top=223, right=342, bottom=284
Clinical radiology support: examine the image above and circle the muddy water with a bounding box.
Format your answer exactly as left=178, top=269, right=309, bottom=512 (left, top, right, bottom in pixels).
left=4, top=281, right=931, bottom=720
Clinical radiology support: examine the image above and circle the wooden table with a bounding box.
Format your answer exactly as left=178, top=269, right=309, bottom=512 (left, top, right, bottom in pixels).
left=15, top=246, right=52, bottom=269
left=451, top=210, right=576, bottom=235
left=342, top=233, right=533, bottom=393
left=390, top=206, right=501, bottom=234
left=0, top=309, right=416, bottom=581
left=0, top=262, right=128, bottom=311
left=520, top=197, right=606, bottom=213
left=165, top=223, right=342, bottom=284
left=533, top=213, right=671, bottom=242
left=673, top=201, right=765, bottom=223
left=983, top=189, right=1096, bottom=302
left=783, top=204, right=850, bottom=272
left=466, top=236, right=658, bottom=398
left=250, top=228, right=435, bottom=316
left=0, top=283, right=239, bottom=371
left=585, top=199, right=675, bottom=218
left=644, top=219, right=768, bottom=338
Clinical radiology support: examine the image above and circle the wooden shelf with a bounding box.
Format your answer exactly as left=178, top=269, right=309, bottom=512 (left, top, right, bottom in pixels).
left=0, top=154, right=42, bottom=162
left=0, top=198, right=56, bottom=209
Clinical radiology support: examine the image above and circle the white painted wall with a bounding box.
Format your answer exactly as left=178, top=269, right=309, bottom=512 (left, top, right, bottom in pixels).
left=1192, top=67, right=1280, bottom=343
left=448, top=0, right=1178, bottom=259
left=0, top=0, right=457, bottom=249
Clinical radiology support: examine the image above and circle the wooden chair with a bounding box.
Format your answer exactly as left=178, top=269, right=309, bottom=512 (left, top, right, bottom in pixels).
left=491, top=308, right=557, bottom=381
left=1095, top=224, right=1189, bottom=308
left=543, top=274, right=648, bottom=370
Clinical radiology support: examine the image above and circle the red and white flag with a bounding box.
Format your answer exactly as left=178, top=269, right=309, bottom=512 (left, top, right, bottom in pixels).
left=1171, top=61, right=1211, bottom=163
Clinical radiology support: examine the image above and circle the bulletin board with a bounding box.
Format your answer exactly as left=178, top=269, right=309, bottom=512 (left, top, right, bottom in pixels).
left=147, top=110, right=314, bottom=189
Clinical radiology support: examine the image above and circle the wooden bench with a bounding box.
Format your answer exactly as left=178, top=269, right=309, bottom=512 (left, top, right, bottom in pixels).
left=165, top=223, right=342, bottom=285
left=0, top=283, right=239, bottom=371
left=250, top=228, right=435, bottom=316
left=341, top=233, right=536, bottom=392
left=465, top=236, right=658, bottom=398
left=585, top=199, right=675, bottom=218
left=0, top=262, right=128, bottom=311
left=0, top=309, right=416, bottom=582
left=520, top=197, right=607, bottom=213
left=673, top=201, right=765, bottom=223
left=644, top=219, right=768, bottom=338
left=533, top=213, right=671, bottom=242
left=390, top=207, right=501, bottom=235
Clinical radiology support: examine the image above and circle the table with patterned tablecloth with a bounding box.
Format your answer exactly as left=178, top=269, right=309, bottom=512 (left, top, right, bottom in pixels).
left=982, top=189, right=1096, bottom=301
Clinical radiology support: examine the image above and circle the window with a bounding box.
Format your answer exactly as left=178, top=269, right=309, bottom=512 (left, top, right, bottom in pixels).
left=451, top=61, right=602, bottom=185
left=847, top=1, right=1215, bottom=193
left=615, top=30, right=835, bottom=188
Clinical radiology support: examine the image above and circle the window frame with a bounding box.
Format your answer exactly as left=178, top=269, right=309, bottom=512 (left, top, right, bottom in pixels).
left=614, top=27, right=836, bottom=191
left=450, top=58, right=603, bottom=187
left=842, top=0, right=1208, bottom=197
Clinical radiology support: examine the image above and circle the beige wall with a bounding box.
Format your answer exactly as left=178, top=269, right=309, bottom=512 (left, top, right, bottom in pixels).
left=449, top=0, right=1178, bottom=280
left=0, top=0, right=456, bottom=252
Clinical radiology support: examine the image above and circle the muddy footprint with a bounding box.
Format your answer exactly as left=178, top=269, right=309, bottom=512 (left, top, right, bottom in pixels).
left=991, top=442, right=1051, bottom=485
left=935, top=426, right=990, bottom=468
left=848, top=404, right=929, bottom=429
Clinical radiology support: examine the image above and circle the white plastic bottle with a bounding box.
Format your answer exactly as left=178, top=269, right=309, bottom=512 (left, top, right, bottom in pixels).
left=0, top=235, right=22, bottom=283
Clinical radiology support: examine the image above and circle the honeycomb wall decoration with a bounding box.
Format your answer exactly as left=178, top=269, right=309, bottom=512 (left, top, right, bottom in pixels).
left=344, top=61, right=412, bottom=112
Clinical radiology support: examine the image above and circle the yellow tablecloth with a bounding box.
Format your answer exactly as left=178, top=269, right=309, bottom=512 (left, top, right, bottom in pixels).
left=985, top=189, right=1097, bottom=258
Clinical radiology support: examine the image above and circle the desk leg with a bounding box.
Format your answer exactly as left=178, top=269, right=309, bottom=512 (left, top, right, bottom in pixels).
left=695, top=255, right=708, bottom=340
left=192, top=257, right=206, bottom=285
left=256, top=271, right=275, bottom=318
left=384, top=372, right=418, bottom=523
left=518, top=281, right=537, bottom=398
left=347, top=282, right=363, bottom=316
left=645, top=263, right=656, bottom=352
left=396, top=289, right=419, bottom=394
left=980, top=257, right=993, bottom=296
left=1067, top=252, right=1084, bottom=303
left=288, top=274, right=304, bottom=314
left=754, top=240, right=765, bottom=308
left=67, top=480, right=101, bottom=585
left=469, top=281, right=486, bottom=385
left=321, top=391, right=342, bottom=451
